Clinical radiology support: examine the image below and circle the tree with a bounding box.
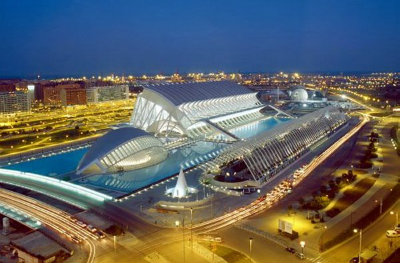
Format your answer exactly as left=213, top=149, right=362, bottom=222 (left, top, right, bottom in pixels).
left=320, top=185, right=328, bottom=194
left=105, top=225, right=124, bottom=236
left=335, top=177, right=342, bottom=185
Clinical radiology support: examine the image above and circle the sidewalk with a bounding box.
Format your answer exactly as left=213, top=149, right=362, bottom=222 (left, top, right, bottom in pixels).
left=317, top=119, right=400, bottom=252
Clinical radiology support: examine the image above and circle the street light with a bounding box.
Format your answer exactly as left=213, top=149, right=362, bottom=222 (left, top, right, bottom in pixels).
left=353, top=228, right=362, bottom=263
left=300, top=241, right=305, bottom=254
left=249, top=237, right=253, bottom=256
left=390, top=211, right=398, bottom=228
left=190, top=207, right=193, bottom=250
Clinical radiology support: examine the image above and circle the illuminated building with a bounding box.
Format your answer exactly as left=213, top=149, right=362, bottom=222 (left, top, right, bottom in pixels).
left=290, top=88, right=309, bottom=101
left=0, top=91, right=31, bottom=113
left=60, top=87, right=86, bottom=106
left=76, top=127, right=167, bottom=174
left=86, top=85, right=129, bottom=103
left=130, top=81, right=263, bottom=138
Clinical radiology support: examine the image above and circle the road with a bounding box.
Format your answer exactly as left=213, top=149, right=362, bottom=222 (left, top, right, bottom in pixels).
left=0, top=187, right=99, bottom=263
left=318, top=200, right=400, bottom=263
left=190, top=115, right=368, bottom=234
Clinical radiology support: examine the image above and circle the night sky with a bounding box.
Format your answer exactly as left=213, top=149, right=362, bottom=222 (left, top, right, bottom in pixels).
left=1, top=0, right=399, bottom=77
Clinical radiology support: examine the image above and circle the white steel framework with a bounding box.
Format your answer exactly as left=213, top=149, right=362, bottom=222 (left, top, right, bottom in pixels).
left=130, top=81, right=262, bottom=137
left=202, top=106, right=349, bottom=184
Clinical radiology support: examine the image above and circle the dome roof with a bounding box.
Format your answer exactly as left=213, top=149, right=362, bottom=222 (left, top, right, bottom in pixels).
left=291, top=88, right=308, bottom=101
left=77, top=127, right=163, bottom=174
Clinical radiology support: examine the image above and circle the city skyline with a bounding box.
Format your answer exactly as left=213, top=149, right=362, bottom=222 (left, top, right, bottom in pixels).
left=1, top=0, right=400, bottom=77
left=1, top=1, right=400, bottom=263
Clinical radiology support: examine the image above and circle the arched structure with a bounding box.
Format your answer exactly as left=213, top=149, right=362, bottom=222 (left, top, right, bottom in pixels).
left=130, top=81, right=262, bottom=137
left=76, top=127, right=167, bottom=175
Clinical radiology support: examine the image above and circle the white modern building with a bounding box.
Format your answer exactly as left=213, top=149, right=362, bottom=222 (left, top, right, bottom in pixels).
left=290, top=88, right=309, bottom=102
left=76, top=127, right=167, bottom=174
left=130, top=81, right=263, bottom=138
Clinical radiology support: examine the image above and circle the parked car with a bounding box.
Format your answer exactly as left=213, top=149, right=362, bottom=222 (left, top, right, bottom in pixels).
left=386, top=230, right=400, bottom=238
left=295, top=252, right=305, bottom=260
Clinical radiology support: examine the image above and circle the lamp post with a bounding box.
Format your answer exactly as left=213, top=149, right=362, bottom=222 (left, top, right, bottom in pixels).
left=319, top=225, right=327, bottom=251
left=300, top=241, right=305, bottom=254
left=175, top=219, right=185, bottom=263
left=190, top=207, right=193, bottom=250
left=113, top=235, right=117, bottom=253
left=390, top=211, right=399, bottom=228
left=354, top=228, right=362, bottom=263
left=249, top=237, right=253, bottom=257
left=181, top=219, right=185, bottom=263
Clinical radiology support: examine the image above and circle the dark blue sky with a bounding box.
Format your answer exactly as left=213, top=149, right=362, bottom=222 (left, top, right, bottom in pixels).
left=1, top=0, right=399, bottom=77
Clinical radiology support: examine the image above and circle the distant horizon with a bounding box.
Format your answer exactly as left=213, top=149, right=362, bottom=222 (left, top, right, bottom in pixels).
left=1, top=70, right=399, bottom=81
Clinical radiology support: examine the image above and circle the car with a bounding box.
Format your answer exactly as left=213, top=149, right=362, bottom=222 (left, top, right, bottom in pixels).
left=76, top=221, right=87, bottom=228
left=199, top=235, right=222, bottom=243
left=285, top=247, right=296, bottom=253
left=71, top=236, right=81, bottom=244
left=386, top=230, right=400, bottom=238
left=87, top=225, right=97, bottom=233
left=95, top=231, right=106, bottom=239
left=295, top=252, right=305, bottom=260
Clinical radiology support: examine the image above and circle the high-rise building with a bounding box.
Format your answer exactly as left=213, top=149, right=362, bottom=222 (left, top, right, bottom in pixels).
left=60, top=88, right=87, bottom=106
left=0, top=91, right=31, bottom=113
left=43, top=83, right=83, bottom=105
left=43, top=85, right=62, bottom=105
left=86, top=85, right=129, bottom=104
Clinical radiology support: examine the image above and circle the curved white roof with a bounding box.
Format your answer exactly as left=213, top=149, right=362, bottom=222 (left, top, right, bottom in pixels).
left=131, top=81, right=261, bottom=136
left=144, top=81, right=254, bottom=106
left=77, top=127, right=159, bottom=173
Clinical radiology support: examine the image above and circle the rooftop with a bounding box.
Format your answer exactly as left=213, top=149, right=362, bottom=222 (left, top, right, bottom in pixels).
left=77, top=126, right=151, bottom=171
left=12, top=231, right=69, bottom=259
left=144, top=81, right=254, bottom=106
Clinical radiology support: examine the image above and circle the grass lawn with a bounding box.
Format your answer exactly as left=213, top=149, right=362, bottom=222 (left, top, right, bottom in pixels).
left=200, top=242, right=252, bottom=263
left=369, top=112, right=392, bottom=117
left=325, top=178, right=376, bottom=218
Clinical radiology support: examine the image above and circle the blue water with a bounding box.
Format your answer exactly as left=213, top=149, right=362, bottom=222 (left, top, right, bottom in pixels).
left=229, top=117, right=289, bottom=139
left=83, top=141, right=226, bottom=193
left=5, top=117, right=290, bottom=195
left=6, top=148, right=88, bottom=177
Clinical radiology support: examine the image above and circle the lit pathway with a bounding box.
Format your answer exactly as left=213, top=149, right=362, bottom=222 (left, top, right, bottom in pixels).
left=0, top=188, right=98, bottom=263
left=190, top=115, right=369, bottom=234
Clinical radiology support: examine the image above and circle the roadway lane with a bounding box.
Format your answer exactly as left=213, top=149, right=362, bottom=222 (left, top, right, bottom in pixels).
left=321, top=201, right=400, bottom=263
left=218, top=227, right=305, bottom=263
left=0, top=188, right=99, bottom=263
left=190, top=116, right=368, bottom=234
